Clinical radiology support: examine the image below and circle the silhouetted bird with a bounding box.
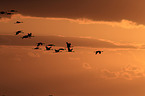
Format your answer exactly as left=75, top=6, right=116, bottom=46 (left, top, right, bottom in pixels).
left=45, top=46, right=52, bottom=50
left=66, top=42, right=71, bottom=48
left=21, top=33, right=34, bottom=39
left=68, top=48, right=74, bottom=52
left=66, top=42, right=74, bottom=52
left=28, top=33, right=32, bottom=36
left=48, top=44, right=55, bottom=46
left=0, top=11, right=6, bottom=14
left=10, top=10, right=17, bottom=12
left=37, top=42, right=45, bottom=46
left=27, top=33, right=34, bottom=38
left=95, top=51, right=103, bottom=54
left=16, top=30, right=23, bottom=35
left=28, top=33, right=32, bottom=37
left=55, top=49, right=60, bottom=53
left=6, top=12, right=14, bottom=15
left=21, top=35, right=29, bottom=39
left=15, top=21, right=23, bottom=24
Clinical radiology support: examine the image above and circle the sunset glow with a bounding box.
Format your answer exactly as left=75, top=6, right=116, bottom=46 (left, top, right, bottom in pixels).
left=1, top=0, right=145, bottom=96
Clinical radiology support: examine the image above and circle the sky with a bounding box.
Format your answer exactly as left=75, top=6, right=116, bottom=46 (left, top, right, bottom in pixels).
left=1, top=0, right=145, bottom=96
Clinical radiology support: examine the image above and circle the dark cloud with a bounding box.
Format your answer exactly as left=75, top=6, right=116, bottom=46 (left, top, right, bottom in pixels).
left=0, top=35, right=136, bottom=48
left=0, top=0, right=145, bottom=24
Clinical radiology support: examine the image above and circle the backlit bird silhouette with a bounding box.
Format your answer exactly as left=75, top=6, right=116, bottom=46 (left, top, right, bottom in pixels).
left=66, top=42, right=74, bottom=52
left=27, top=33, right=34, bottom=38
left=21, top=33, right=34, bottom=39
left=68, top=48, right=74, bottom=52
left=10, top=10, right=17, bottom=12
left=66, top=42, right=71, bottom=48
left=55, top=49, right=60, bottom=53
left=21, top=35, right=29, bottom=39
left=0, top=11, right=6, bottom=14
left=45, top=46, right=52, bottom=50
left=6, top=12, right=14, bottom=15
left=16, top=30, right=24, bottom=35
left=37, top=42, right=45, bottom=46
left=15, top=21, right=23, bottom=24
left=95, top=51, right=103, bottom=54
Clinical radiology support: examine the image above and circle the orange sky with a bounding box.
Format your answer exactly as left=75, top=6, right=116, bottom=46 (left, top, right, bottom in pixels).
left=1, top=14, right=145, bottom=44
left=1, top=45, right=145, bottom=96
left=1, top=1, right=145, bottom=96
left=0, top=14, right=145, bottom=96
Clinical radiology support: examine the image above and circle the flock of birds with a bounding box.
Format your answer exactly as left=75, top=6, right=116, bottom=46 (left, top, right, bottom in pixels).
left=0, top=9, right=103, bottom=55
left=33, top=42, right=74, bottom=53
left=0, top=9, right=104, bottom=96
left=0, top=10, right=17, bottom=15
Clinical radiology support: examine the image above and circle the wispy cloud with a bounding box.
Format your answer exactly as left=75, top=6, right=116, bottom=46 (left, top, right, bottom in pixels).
left=101, top=69, right=119, bottom=79
left=0, top=35, right=137, bottom=49
left=82, top=63, right=92, bottom=70
left=101, top=64, right=145, bottom=80
left=1, top=14, right=145, bottom=29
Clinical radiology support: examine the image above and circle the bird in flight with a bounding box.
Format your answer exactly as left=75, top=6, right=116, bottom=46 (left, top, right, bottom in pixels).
left=66, top=42, right=71, bottom=48
left=68, top=48, right=74, bottom=52
left=95, top=51, right=103, bottom=54
left=28, top=33, right=34, bottom=38
left=37, top=42, right=45, bottom=46
left=10, top=10, right=17, bottom=12
left=21, top=35, right=29, bottom=39
left=0, top=11, right=6, bottom=14
left=15, top=21, right=23, bottom=24
left=55, top=49, right=61, bottom=53
left=21, top=33, right=34, bottom=39
left=45, top=46, right=52, bottom=50
left=66, top=42, right=74, bottom=52
left=16, top=30, right=24, bottom=35
left=6, top=12, right=14, bottom=15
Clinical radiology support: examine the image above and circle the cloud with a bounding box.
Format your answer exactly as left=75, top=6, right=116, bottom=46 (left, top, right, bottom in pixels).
left=1, top=14, right=145, bottom=31
left=101, top=69, right=119, bottom=79
left=1, top=0, right=145, bottom=24
left=120, top=64, right=145, bottom=80
left=82, top=63, right=92, bottom=70
left=0, top=35, right=137, bottom=49
left=73, top=18, right=145, bottom=29
left=101, top=64, right=145, bottom=80
left=1, top=14, right=145, bottom=45
left=139, top=45, right=145, bottom=49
